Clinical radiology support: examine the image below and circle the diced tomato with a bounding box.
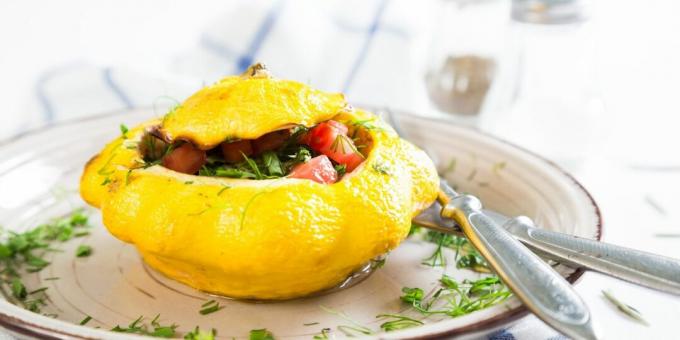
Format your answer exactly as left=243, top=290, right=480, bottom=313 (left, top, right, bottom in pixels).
left=221, top=140, right=253, bottom=163
left=162, top=143, right=206, bottom=174
left=252, top=130, right=290, bottom=155
left=303, top=120, right=364, bottom=171
left=288, top=155, right=338, bottom=184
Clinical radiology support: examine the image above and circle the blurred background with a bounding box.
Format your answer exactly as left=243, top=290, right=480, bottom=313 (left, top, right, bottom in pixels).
left=0, top=0, right=679, bottom=338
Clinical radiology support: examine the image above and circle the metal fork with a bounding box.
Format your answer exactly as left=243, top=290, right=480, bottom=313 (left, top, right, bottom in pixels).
left=380, top=109, right=599, bottom=340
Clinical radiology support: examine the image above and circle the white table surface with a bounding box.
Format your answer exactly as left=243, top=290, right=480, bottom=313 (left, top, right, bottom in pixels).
left=0, top=1, right=679, bottom=339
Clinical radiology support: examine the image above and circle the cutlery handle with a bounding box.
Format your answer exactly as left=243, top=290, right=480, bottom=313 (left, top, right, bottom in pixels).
left=505, top=216, right=680, bottom=295
left=443, top=195, right=598, bottom=340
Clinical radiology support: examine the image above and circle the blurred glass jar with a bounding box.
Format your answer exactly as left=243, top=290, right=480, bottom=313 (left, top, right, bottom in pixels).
left=482, top=0, right=606, bottom=169
left=423, top=0, right=513, bottom=126
left=423, top=0, right=605, bottom=169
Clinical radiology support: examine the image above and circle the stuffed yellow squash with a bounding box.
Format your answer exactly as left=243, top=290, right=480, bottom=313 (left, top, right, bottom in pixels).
left=80, top=64, right=439, bottom=300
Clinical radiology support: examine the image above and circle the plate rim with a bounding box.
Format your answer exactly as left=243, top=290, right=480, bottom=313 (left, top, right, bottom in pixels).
left=0, top=107, right=603, bottom=339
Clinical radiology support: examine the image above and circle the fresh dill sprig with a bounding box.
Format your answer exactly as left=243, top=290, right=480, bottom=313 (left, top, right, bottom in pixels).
left=399, top=275, right=511, bottom=319
left=184, top=326, right=216, bottom=340
left=377, top=314, right=424, bottom=332
left=79, top=315, right=93, bottom=326
left=372, top=162, right=391, bottom=175
left=216, top=185, right=232, bottom=196
left=320, top=305, right=374, bottom=336
left=76, top=245, right=92, bottom=257
left=334, top=164, right=347, bottom=177
left=602, top=290, right=649, bottom=326
left=120, top=124, right=129, bottom=139
left=0, top=209, right=91, bottom=313
left=262, top=151, right=283, bottom=177
left=199, top=300, right=224, bottom=315
left=419, top=230, right=491, bottom=272
left=312, top=328, right=331, bottom=339
left=249, top=328, right=274, bottom=340
left=111, top=314, right=178, bottom=338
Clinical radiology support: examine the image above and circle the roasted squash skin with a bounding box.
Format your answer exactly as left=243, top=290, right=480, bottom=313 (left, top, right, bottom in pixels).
left=80, top=70, right=438, bottom=300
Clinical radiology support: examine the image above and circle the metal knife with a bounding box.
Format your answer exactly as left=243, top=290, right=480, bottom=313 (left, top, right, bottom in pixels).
left=414, top=201, right=680, bottom=295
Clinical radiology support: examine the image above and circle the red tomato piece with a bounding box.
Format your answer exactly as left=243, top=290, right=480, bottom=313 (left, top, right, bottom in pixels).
left=288, top=155, right=338, bottom=184
left=221, top=140, right=253, bottom=163
left=162, top=143, right=207, bottom=174
left=303, top=121, right=364, bottom=171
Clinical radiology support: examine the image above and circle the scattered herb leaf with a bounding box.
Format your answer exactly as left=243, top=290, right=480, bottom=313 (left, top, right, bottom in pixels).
left=111, top=314, right=178, bottom=338
left=372, top=162, right=391, bottom=175
left=0, top=210, right=91, bottom=313
left=199, top=300, right=224, bottom=315
left=602, top=290, right=649, bottom=326
left=120, top=124, right=129, bottom=139
left=76, top=245, right=92, bottom=257
left=377, top=314, right=423, bottom=332
left=80, top=315, right=93, bottom=326
left=249, top=328, right=274, bottom=340
left=184, top=326, right=216, bottom=340
left=312, top=328, right=331, bottom=339
left=216, top=185, right=232, bottom=196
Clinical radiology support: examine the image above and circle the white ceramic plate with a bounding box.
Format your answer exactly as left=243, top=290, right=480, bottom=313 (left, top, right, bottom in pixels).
left=0, top=109, right=601, bottom=339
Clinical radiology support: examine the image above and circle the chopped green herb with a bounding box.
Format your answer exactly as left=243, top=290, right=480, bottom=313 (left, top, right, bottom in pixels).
left=184, top=326, right=216, bottom=340
left=602, top=290, right=649, bottom=326
left=312, top=328, right=331, bottom=339
left=303, top=322, right=320, bottom=326
left=44, top=277, right=60, bottom=281
left=120, top=124, right=129, bottom=139
left=184, top=181, right=194, bottom=185
left=400, top=287, right=424, bottom=306
left=337, top=325, right=373, bottom=337
left=242, top=153, right=264, bottom=180
left=466, top=168, right=477, bottom=181
left=492, top=161, right=506, bottom=175
left=400, top=275, right=511, bottom=318
left=111, top=314, right=178, bottom=338
left=457, top=254, right=490, bottom=273
left=419, top=230, right=491, bottom=273
left=80, top=315, right=93, bottom=326
left=249, top=328, right=274, bottom=340
left=320, top=306, right=374, bottom=336
left=213, top=167, right=255, bottom=179
left=421, top=232, right=454, bottom=267
left=351, top=118, right=383, bottom=132
left=377, top=314, right=423, bottom=332
left=28, top=287, right=48, bottom=295
left=370, top=257, right=386, bottom=269
left=334, top=164, right=347, bottom=177
left=216, top=185, right=232, bottom=196
left=76, top=245, right=92, bottom=257
left=408, top=223, right=422, bottom=236
left=442, top=159, right=457, bottom=175
left=240, top=190, right=269, bottom=230
left=199, top=300, right=224, bottom=315
left=372, top=162, right=391, bottom=175
left=0, top=210, right=90, bottom=313
left=125, top=169, right=133, bottom=185
left=262, top=151, right=283, bottom=176
left=11, top=279, right=27, bottom=300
